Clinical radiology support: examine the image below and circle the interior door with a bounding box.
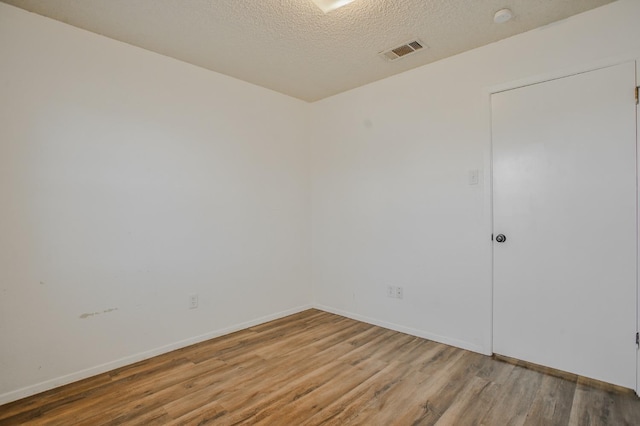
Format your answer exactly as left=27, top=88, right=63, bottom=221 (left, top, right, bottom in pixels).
left=492, top=62, right=637, bottom=389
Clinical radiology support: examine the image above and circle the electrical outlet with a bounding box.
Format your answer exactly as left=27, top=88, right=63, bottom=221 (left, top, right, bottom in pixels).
left=189, top=293, right=198, bottom=309
left=395, top=286, right=403, bottom=299
left=387, top=286, right=395, bottom=298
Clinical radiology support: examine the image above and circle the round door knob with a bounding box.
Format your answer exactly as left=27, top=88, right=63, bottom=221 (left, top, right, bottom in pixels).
left=495, top=234, right=506, bottom=243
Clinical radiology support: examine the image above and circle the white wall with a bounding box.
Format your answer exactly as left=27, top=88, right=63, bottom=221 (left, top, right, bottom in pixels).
left=310, top=0, right=640, bottom=356
left=2, top=0, right=640, bottom=406
left=0, top=4, right=311, bottom=403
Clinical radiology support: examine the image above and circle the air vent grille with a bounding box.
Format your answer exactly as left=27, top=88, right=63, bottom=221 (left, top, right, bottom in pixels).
left=380, top=40, right=426, bottom=61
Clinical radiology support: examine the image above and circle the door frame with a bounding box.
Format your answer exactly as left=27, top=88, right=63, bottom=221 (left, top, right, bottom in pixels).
left=484, top=58, right=639, bottom=393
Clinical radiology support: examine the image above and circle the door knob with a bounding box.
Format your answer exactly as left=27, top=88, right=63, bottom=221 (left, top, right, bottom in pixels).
left=495, top=234, right=506, bottom=243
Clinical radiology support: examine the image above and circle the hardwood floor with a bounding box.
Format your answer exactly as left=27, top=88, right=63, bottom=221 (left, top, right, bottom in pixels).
left=1, top=309, right=639, bottom=425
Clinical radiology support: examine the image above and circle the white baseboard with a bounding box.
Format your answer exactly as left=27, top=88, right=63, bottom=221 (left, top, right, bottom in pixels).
left=0, top=304, right=313, bottom=406
left=313, top=304, right=489, bottom=356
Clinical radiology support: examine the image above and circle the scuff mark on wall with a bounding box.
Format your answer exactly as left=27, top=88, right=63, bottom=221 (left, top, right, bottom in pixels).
left=79, top=307, right=118, bottom=319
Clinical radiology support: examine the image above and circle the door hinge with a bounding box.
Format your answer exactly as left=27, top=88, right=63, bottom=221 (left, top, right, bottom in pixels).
left=636, top=87, right=639, bottom=105
left=636, top=332, right=639, bottom=346
left=491, top=233, right=494, bottom=241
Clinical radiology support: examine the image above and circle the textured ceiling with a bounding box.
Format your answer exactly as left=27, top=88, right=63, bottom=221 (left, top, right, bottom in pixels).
left=2, top=0, right=616, bottom=101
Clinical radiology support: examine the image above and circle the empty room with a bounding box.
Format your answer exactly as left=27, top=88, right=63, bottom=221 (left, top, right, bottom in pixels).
left=1, top=0, right=640, bottom=424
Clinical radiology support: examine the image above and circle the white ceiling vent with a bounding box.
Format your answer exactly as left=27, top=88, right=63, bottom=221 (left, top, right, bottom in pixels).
left=380, top=40, right=426, bottom=61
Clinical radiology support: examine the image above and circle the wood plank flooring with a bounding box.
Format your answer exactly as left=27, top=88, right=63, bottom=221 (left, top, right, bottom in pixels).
left=1, top=309, right=639, bottom=425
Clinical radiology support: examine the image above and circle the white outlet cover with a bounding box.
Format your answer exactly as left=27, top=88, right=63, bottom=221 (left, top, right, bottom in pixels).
left=189, top=293, right=199, bottom=309
left=395, top=287, right=403, bottom=299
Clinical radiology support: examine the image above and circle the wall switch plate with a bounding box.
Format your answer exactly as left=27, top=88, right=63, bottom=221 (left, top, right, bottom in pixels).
left=469, top=169, right=479, bottom=185
left=189, top=293, right=198, bottom=309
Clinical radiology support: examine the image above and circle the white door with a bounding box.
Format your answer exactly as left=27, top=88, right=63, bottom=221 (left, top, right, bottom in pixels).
left=492, top=62, right=637, bottom=389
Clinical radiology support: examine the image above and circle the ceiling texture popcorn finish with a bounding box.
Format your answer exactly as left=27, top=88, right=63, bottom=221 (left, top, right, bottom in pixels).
left=2, top=0, right=616, bottom=101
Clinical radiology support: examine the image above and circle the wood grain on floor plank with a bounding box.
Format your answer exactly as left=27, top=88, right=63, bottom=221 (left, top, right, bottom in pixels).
left=1, top=309, right=639, bottom=425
